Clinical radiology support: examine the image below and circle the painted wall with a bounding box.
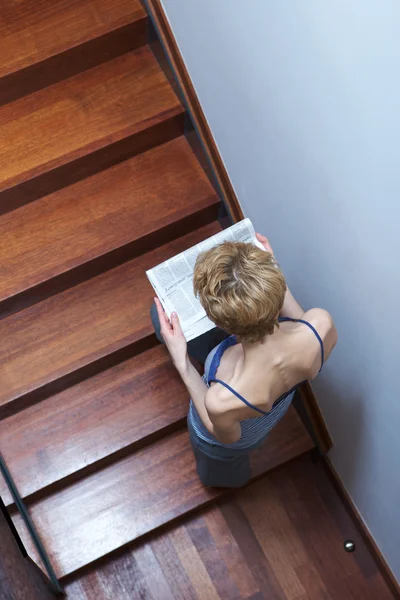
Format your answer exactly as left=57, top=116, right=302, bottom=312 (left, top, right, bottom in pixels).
left=161, top=0, right=400, bottom=580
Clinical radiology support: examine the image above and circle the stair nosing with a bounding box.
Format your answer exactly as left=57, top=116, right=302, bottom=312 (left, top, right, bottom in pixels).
left=0, top=195, right=219, bottom=317
left=0, top=223, right=223, bottom=419
left=11, top=409, right=314, bottom=580
left=0, top=47, right=186, bottom=213
left=5, top=414, right=188, bottom=512
left=0, top=104, right=185, bottom=195
left=0, top=3, right=147, bottom=81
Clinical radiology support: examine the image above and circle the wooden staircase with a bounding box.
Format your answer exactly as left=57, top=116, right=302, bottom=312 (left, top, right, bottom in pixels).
left=0, top=0, right=314, bottom=587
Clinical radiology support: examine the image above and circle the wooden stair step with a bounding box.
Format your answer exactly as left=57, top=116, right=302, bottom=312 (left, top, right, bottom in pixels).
left=0, top=136, right=219, bottom=317
left=0, top=345, right=189, bottom=507
left=0, top=46, right=185, bottom=215
left=13, top=406, right=314, bottom=579
left=0, top=222, right=221, bottom=419
left=0, top=0, right=147, bottom=106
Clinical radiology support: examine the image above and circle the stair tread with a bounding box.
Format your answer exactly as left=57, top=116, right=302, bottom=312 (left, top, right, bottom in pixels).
left=0, top=46, right=183, bottom=195
left=0, top=345, right=188, bottom=506
left=0, top=222, right=221, bottom=414
left=14, top=406, right=314, bottom=578
left=0, top=136, right=218, bottom=304
left=0, top=0, right=145, bottom=80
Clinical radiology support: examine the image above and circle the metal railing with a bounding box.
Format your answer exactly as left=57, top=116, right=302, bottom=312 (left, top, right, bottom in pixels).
left=0, top=452, right=64, bottom=595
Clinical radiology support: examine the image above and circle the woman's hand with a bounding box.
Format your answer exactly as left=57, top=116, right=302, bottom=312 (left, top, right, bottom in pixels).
left=154, top=297, right=188, bottom=373
left=256, top=232, right=274, bottom=256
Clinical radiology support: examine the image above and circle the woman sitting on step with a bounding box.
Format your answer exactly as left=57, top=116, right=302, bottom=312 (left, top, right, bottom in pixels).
left=150, top=233, right=337, bottom=488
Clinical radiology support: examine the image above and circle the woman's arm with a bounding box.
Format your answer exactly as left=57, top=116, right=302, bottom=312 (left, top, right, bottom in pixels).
left=280, top=287, right=305, bottom=320
left=179, top=359, right=241, bottom=443
left=255, top=233, right=337, bottom=362
left=302, top=308, right=338, bottom=378
left=154, top=299, right=241, bottom=444
left=256, top=233, right=305, bottom=319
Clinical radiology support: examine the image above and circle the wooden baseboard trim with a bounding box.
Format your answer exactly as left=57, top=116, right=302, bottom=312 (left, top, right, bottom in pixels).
left=299, top=381, right=332, bottom=454
left=322, top=456, right=400, bottom=598
left=143, top=0, right=243, bottom=222
left=143, top=0, right=333, bottom=455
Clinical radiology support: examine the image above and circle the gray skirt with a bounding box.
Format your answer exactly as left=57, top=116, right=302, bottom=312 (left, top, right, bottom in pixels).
left=187, top=417, right=269, bottom=488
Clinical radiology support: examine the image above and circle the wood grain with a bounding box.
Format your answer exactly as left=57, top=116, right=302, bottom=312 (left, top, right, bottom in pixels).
left=0, top=0, right=147, bottom=105
left=13, top=406, right=313, bottom=579
left=238, top=480, right=309, bottom=600
left=186, top=516, right=242, bottom=599
left=220, top=501, right=287, bottom=600
left=0, top=0, right=145, bottom=78
left=63, top=454, right=396, bottom=599
left=0, top=136, right=219, bottom=315
left=169, top=525, right=220, bottom=600
left=0, top=345, right=189, bottom=507
left=237, top=463, right=365, bottom=599
left=0, top=46, right=184, bottom=213
left=202, top=508, right=259, bottom=599
left=0, top=222, right=221, bottom=419
left=151, top=534, right=200, bottom=600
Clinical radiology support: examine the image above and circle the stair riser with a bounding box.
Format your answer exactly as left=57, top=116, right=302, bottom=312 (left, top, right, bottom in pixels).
left=4, top=417, right=187, bottom=512
left=0, top=333, right=159, bottom=422
left=0, top=113, right=185, bottom=215
left=59, top=453, right=314, bottom=585
left=0, top=200, right=219, bottom=319
left=10, top=411, right=313, bottom=580
left=0, top=19, right=148, bottom=108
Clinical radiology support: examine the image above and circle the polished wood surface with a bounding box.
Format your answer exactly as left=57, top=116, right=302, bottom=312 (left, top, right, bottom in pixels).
left=0, top=136, right=218, bottom=315
left=0, top=0, right=145, bottom=78
left=0, top=114, right=185, bottom=216
left=63, top=454, right=396, bottom=599
left=233, top=457, right=396, bottom=600
left=0, top=46, right=184, bottom=213
left=0, top=222, right=221, bottom=418
left=0, top=0, right=147, bottom=105
left=13, top=406, right=313, bottom=578
left=0, top=346, right=188, bottom=507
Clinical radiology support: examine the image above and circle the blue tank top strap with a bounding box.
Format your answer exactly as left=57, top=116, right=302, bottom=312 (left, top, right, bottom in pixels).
left=207, top=335, right=237, bottom=384
left=278, top=316, right=324, bottom=371
left=207, top=317, right=324, bottom=417
left=208, top=378, right=270, bottom=415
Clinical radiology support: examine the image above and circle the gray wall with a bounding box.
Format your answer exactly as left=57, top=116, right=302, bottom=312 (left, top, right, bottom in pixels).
left=161, top=0, right=400, bottom=580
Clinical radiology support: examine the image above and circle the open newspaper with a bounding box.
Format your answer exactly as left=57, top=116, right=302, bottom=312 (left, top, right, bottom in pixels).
left=146, top=218, right=265, bottom=341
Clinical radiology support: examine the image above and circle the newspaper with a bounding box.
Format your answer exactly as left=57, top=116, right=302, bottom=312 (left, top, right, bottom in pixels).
left=146, top=218, right=265, bottom=341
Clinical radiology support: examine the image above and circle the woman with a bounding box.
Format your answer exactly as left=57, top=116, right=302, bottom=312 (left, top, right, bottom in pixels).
left=151, top=233, right=337, bottom=488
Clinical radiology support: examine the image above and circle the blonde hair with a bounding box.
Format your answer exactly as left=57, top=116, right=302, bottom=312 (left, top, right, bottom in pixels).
left=193, top=241, right=286, bottom=343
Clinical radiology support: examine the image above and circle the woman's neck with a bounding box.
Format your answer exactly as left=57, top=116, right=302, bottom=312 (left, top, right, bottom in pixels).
left=240, top=338, right=268, bottom=369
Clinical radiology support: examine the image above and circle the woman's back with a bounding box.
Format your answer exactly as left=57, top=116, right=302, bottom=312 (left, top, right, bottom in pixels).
left=208, top=310, right=331, bottom=418
left=188, top=310, right=332, bottom=450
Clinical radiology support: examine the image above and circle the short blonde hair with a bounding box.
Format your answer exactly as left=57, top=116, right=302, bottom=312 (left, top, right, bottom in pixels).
left=193, top=241, right=286, bottom=343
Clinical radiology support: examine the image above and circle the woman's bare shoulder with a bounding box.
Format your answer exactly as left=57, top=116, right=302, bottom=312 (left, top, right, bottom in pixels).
left=300, top=308, right=338, bottom=378
left=205, top=383, right=235, bottom=415
left=303, top=308, right=335, bottom=333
